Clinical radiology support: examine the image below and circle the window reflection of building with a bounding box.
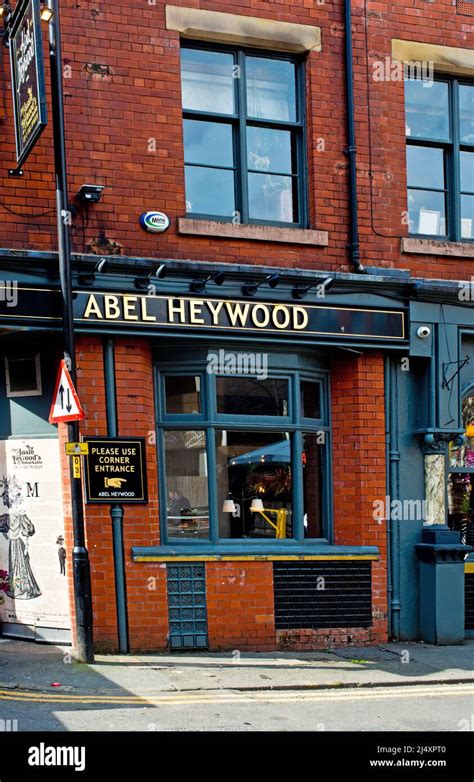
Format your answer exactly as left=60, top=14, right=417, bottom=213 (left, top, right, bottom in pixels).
left=164, top=430, right=209, bottom=539
left=216, top=431, right=292, bottom=539
left=157, top=353, right=328, bottom=544
left=447, top=395, right=474, bottom=545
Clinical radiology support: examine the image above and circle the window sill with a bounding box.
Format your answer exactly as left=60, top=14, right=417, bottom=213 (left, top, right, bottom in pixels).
left=131, top=544, right=380, bottom=562
left=166, top=6, right=322, bottom=53
left=401, top=237, right=474, bottom=258
left=178, top=218, right=329, bottom=247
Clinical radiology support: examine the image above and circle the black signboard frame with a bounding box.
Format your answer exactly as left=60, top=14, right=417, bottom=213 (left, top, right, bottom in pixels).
left=83, top=437, right=149, bottom=504
left=0, top=285, right=409, bottom=345
left=9, top=0, right=48, bottom=167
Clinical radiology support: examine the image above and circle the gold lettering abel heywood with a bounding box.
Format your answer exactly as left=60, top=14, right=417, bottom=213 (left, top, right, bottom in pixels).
left=82, top=293, right=310, bottom=332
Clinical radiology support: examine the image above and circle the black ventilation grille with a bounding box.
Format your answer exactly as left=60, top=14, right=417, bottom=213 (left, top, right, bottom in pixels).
left=465, top=574, right=474, bottom=631
left=273, top=561, right=372, bottom=630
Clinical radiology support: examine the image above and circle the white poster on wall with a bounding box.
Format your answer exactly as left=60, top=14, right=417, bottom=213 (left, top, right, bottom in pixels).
left=0, top=438, right=70, bottom=633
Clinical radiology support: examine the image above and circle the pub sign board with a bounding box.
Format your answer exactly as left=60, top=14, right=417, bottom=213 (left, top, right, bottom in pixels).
left=75, top=291, right=406, bottom=341
left=0, top=285, right=407, bottom=343
left=9, top=0, right=47, bottom=167
left=83, top=437, right=148, bottom=504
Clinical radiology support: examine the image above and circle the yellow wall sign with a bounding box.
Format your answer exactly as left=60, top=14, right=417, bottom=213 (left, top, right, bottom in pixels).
left=66, top=442, right=89, bottom=456
left=72, top=456, right=81, bottom=479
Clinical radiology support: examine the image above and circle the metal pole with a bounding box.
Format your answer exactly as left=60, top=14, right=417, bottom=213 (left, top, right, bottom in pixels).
left=104, top=338, right=129, bottom=653
left=48, top=0, right=94, bottom=662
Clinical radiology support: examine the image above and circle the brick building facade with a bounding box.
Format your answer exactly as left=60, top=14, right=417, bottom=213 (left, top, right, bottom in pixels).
left=0, top=0, right=472, bottom=652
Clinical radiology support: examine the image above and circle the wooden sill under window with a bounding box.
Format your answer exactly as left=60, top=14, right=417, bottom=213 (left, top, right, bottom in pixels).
left=401, top=237, right=474, bottom=258
left=178, top=218, right=329, bottom=247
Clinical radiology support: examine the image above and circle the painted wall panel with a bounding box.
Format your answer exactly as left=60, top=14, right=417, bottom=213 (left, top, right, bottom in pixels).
left=0, top=438, right=70, bottom=635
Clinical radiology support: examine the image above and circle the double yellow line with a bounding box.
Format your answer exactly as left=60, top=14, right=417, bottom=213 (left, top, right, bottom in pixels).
left=0, top=684, right=473, bottom=707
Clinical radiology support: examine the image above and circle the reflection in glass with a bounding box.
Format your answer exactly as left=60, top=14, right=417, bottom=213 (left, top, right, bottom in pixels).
left=184, top=120, right=234, bottom=167
left=449, top=397, right=474, bottom=468
left=181, top=49, right=235, bottom=114
left=461, top=151, right=474, bottom=193
left=447, top=474, right=474, bottom=545
left=165, top=430, right=209, bottom=539
left=216, top=377, right=289, bottom=416
left=406, top=146, right=445, bottom=189
left=247, top=127, right=294, bottom=174
left=461, top=195, right=474, bottom=240
left=407, top=189, right=446, bottom=236
left=248, top=173, right=296, bottom=223
left=460, top=84, right=474, bottom=144
left=246, top=57, right=296, bottom=122
left=185, top=166, right=235, bottom=216
left=216, top=430, right=292, bottom=539
left=302, top=433, right=323, bottom=538
left=165, top=376, right=201, bottom=415
left=448, top=396, right=474, bottom=545
left=301, top=381, right=321, bottom=419
left=405, top=79, right=449, bottom=140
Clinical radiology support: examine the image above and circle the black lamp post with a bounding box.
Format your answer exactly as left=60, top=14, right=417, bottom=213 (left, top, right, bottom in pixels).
left=46, top=0, right=94, bottom=662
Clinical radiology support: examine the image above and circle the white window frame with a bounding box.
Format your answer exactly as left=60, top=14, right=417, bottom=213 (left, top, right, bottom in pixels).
left=5, top=354, right=42, bottom=398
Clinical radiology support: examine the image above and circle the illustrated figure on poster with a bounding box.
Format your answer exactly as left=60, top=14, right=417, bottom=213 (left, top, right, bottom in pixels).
left=56, top=535, right=66, bottom=576
left=0, top=476, right=41, bottom=600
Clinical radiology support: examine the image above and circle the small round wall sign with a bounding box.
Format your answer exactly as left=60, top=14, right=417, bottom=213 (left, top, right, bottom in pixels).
left=139, top=211, right=170, bottom=233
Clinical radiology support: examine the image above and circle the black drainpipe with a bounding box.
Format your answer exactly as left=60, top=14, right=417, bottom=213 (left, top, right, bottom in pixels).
left=344, top=0, right=366, bottom=273
left=103, top=338, right=129, bottom=653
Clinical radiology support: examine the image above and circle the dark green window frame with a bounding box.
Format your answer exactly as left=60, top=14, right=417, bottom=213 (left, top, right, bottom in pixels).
left=405, top=76, right=474, bottom=243
left=180, top=41, right=308, bottom=228
left=154, top=354, right=331, bottom=549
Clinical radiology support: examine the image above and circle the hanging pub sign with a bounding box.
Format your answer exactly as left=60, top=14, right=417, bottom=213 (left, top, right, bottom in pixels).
left=9, top=0, right=47, bottom=167
left=83, top=437, right=148, bottom=504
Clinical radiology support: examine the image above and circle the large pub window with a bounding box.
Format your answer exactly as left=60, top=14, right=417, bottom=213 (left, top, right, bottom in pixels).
left=405, top=77, right=474, bottom=241
left=180, top=43, right=307, bottom=227
left=447, top=391, right=474, bottom=546
left=155, top=351, right=330, bottom=546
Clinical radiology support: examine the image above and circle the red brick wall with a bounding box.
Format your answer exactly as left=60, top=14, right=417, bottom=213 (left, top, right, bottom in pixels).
left=55, top=337, right=165, bottom=652
left=71, top=337, right=168, bottom=652
left=206, top=561, right=275, bottom=651
left=114, top=339, right=168, bottom=651
left=330, top=350, right=388, bottom=643
left=1, top=1, right=471, bottom=279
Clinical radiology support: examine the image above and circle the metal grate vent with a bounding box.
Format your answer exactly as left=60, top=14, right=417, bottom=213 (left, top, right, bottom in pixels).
left=465, top=574, right=474, bottom=631
left=273, top=560, right=372, bottom=630
left=167, top=564, right=208, bottom=649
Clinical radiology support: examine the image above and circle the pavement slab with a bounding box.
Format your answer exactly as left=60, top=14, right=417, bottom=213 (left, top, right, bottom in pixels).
left=0, top=638, right=473, bottom=697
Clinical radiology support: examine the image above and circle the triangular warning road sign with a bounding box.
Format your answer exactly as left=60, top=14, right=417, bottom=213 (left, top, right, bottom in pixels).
left=49, top=360, right=86, bottom=424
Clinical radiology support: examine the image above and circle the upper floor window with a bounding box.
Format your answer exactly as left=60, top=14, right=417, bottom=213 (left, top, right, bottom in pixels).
left=405, top=77, right=474, bottom=241
left=180, top=44, right=307, bottom=227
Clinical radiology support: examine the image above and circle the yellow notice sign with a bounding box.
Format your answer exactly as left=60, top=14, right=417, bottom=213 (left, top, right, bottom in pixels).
left=72, top=456, right=81, bottom=479
left=66, top=442, right=89, bottom=456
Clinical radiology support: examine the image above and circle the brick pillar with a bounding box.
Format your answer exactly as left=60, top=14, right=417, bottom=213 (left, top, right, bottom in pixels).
left=114, top=339, right=168, bottom=651
left=330, top=351, right=388, bottom=641
left=75, top=336, right=118, bottom=651
left=206, top=562, right=275, bottom=651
